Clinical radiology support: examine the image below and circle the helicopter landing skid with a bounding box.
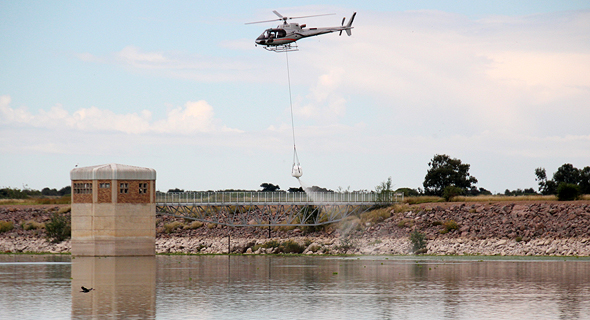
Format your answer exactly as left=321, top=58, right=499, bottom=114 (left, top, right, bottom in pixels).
left=263, top=43, right=299, bottom=53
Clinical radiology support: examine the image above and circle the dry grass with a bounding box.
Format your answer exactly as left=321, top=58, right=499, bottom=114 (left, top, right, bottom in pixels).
left=402, top=194, right=590, bottom=204
left=391, top=203, right=412, bottom=213
left=439, top=219, right=459, bottom=234
left=206, top=223, right=217, bottom=229
left=0, top=196, right=71, bottom=205
left=0, top=220, right=14, bottom=233
left=396, top=219, right=414, bottom=228
left=404, top=196, right=444, bottom=204
left=360, top=207, right=391, bottom=225
left=0, top=196, right=71, bottom=206
left=164, top=221, right=184, bottom=233
left=184, top=221, right=203, bottom=229
left=452, top=195, right=558, bottom=202
left=22, top=220, right=45, bottom=230
left=57, top=206, right=71, bottom=214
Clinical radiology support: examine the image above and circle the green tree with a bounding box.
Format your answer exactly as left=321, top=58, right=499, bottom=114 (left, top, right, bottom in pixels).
left=42, top=188, right=58, bottom=196
left=535, top=167, right=557, bottom=195
left=553, top=163, right=581, bottom=185
left=557, top=183, right=581, bottom=201
left=580, top=166, right=590, bottom=194
left=423, top=154, right=478, bottom=196
left=58, top=186, right=71, bottom=196
left=375, top=177, right=394, bottom=203
left=536, top=164, right=588, bottom=195
left=442, top=186, right=463, bottom=201
left=395, top=187, right=420, bottom=197
left=260, top=183, right=280, bottom=192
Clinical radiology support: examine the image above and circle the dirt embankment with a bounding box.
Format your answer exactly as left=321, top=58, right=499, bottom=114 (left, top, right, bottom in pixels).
left=1, top=202, right=590, bottom=255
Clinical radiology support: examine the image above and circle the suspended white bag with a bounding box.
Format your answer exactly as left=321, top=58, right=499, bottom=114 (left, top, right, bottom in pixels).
left=291, top=164, right=303, bottom=178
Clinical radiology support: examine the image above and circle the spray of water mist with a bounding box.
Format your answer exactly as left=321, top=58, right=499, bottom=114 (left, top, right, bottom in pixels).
left=284, top=43, right=349, bottom=239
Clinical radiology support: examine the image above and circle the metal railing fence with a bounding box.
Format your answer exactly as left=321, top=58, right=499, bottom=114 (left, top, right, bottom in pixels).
left=156, top=191, right=403, bottom=205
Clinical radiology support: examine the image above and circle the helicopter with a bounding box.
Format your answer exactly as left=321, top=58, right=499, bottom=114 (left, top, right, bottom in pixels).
left=247, top=11, right=356, bottom=52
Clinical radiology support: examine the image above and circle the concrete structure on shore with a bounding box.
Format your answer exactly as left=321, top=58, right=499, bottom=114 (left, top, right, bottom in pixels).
left=70, top=164, right=156, bottom=256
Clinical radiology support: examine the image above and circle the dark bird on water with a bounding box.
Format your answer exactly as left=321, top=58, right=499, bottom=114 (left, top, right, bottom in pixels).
left=80, top=286, right=94, bottom=293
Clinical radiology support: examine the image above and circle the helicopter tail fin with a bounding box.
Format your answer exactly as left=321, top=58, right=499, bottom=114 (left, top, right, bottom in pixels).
left=345, top=12, right=356, bottom=36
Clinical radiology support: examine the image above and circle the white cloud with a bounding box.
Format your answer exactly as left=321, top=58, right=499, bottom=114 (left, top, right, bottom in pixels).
left=0, top=95, right=239, bottom=135
left=116, top=46, right=169, bottom=66
left=153, top=100, right=242, bottom=134
left=291, top=9, right=590, bottom=138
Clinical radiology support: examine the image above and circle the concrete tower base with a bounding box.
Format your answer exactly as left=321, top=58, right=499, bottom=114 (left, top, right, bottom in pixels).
left=70, top=164, right=156, bottom=257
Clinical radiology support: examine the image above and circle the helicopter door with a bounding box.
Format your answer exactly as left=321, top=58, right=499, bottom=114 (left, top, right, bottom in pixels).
left=276, top=29, right=286, bottom=38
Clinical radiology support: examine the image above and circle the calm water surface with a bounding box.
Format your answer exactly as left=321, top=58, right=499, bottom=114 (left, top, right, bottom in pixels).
left=1, top=254, right=589, bottom=319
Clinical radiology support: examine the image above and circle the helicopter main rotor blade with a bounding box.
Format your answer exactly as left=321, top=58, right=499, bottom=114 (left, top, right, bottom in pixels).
left=245, top=18, right=283, bottom=25
left=272, top=10, right=284, bottom=19
left=286, top=13, right=336, bottom=20
left=245, top=12, right=335, bottom=25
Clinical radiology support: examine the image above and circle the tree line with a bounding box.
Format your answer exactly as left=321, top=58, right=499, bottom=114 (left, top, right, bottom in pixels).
left=411, top=154, right=589, bottom=201
left=0, top=186, right=71, bottom=199
left=167, top=155, right=588, bottom=202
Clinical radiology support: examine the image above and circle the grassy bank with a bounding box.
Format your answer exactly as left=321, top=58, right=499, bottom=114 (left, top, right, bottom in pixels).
left=403, top=194, right=590, bottom=204
left=0, top=196, right=71, bottom=206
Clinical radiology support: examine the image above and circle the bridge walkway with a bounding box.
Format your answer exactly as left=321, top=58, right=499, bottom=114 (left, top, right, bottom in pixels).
left=156, top=192, right=402, bottom=227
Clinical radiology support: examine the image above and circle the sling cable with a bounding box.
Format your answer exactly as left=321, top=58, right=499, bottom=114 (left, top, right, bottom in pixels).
left=286, top=50, right=303, bottom=179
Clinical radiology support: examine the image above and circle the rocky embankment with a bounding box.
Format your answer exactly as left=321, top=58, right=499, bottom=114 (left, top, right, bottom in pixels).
left=1, top=202, right=590, bottom=256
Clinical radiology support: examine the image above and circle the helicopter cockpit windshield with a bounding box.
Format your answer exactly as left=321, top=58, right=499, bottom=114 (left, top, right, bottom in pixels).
left=256, top=28, right=287, bottom=44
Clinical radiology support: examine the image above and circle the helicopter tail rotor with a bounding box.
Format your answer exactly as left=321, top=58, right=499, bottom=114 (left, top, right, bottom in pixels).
left=339, top=17, right=345, bottom=36
left=344, top=12, right=356, bottom=36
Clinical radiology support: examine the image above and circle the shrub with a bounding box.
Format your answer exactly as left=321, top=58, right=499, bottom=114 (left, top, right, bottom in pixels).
left=0, top=220, right=14, bottom=233
left=557, top=183, right=581, bottom=201
left=58, top=206, right=71, bottom=214
left=251, top=239, right=280, bottom=252
left=360, top=207, right=391, bottom=225
left=440, top=220, right=459, bottom=234
left=278, top=240, right=305, bottom=254
left=261, top=240, right=280, bottom=248
left=335, top=237, right=357, bottom=252
left=45, top=213, right=71, bottom=243
left=187, top=221, right=203, bottom=229
left=442, top=186, right=463, bottom=202
left=164, top=221, right=183, bottom=233
left=397, top=219, right=414, bottom=228
left=409, top=230, right=427, bottom=253
left=22, top=220, right=45, bottom=231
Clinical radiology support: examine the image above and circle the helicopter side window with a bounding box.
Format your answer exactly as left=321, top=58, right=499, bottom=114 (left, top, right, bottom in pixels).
left=257, top=30, right=271, bottom=41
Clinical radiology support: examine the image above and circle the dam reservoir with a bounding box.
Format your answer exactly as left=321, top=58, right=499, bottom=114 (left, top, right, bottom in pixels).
left=1, top=254, right=590, bottom=319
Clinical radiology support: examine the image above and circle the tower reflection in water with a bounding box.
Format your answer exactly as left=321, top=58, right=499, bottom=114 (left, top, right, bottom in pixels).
left=71, top=256, right=156, bottom=319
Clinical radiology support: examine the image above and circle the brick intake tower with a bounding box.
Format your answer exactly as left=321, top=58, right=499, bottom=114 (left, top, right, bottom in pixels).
left=70, top=164, right=156, bottom=256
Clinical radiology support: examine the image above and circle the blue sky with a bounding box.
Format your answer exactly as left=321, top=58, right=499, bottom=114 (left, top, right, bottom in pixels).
left=1, top=1, right=590, bottom=193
